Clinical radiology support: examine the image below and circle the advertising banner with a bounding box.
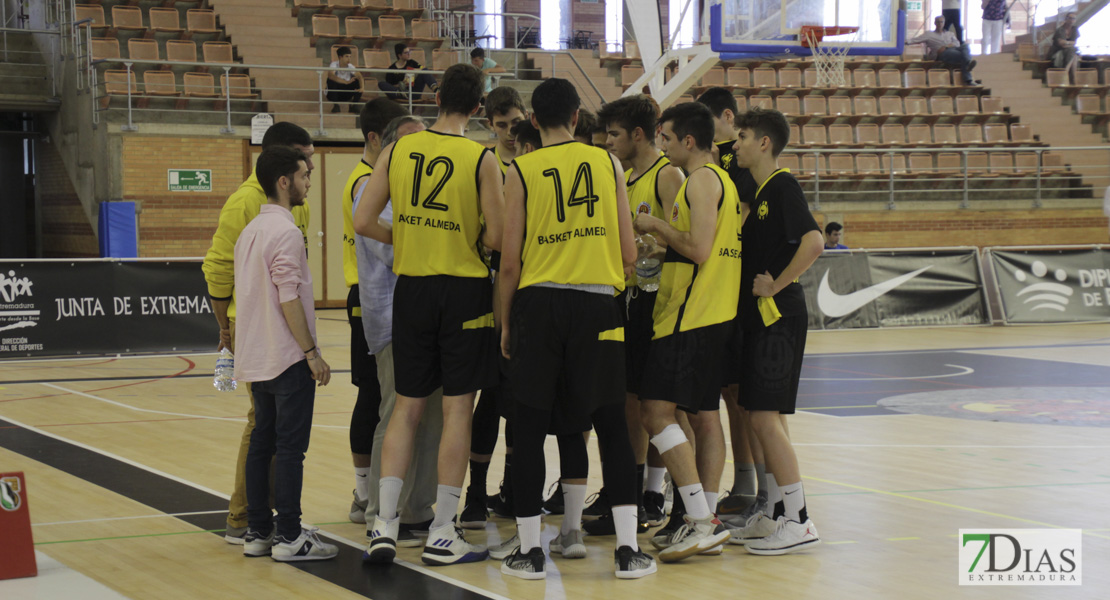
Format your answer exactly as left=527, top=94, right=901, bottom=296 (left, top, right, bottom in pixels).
left=988, top=248, right=1110, bottom=323
left=0, top=260, right=217, bottom=358
left=801, top=248, right=987, bottom=330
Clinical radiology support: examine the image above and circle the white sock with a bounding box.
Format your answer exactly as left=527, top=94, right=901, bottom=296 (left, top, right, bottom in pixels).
left=431, top=485, right=463, bottom=530
left=780, top=481, right=806, bottom=522
left=612, top=505, right=639, bottom=551
left=764, top=473, right=780, bottom=518
left=705, top=491, right=719, bottom=513
left=645, top=467, right=666, bottom=494
left=734, top=463, right=756, bottom=496
left=518, top=515, right=542, bottom=552
left=379, top=476, right=403, bottom=521
left=676, top=483, right=711, bottom=520
left=354, top=466, right=372, bottom=501
left=561, top=483, right=587, bottom=535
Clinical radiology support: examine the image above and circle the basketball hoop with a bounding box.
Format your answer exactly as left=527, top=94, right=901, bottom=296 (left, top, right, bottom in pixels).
left=800, top=25, right=859, bottom=88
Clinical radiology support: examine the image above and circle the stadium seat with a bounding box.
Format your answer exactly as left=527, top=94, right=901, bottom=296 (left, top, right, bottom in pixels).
left=933, top=123, right=958, bottom=145
left=203, top=41, right=234, bottom=64
left=853, top=95, right=877, bottom=116
left=966, top=152, right=992, bottom=175
left=186, top=9, right=221, bottom=36
left=101, top=69, right=139, bottom=109
left=149, top=7, right=184, bottom=34
left=622, top=64, right=645, bottom=90
left=727, top=66, right=750, bottom=88
left=75, top=4, right=109, bottom=33
left=142, top=70, right=180, bottom=97
left=929, top=95, right=954, bottom=115
left=955, top=95, right=979, bottom=115
left=856, top=153, right=881, bottom=176
left=311, top=14, right=345, bottom=46
left=882, top=152, right=909, bottom=175
left=1010, top=124, right=1034, bottom=143
left=166, top=40, right=197, bottom=63
left=904, top=68, right=927, bottom=88
left=856, top=123, right=880, bottom=146
left=877, top=69, right=902, bottom=89
left=392, top=0, right=424, bottom=18
left=983, top=123, right=1009, bottom=145
left=734, top=94, right=748, bottom=112
left=927, top=68, right=951, bottom=88
left=409, top=47, right=426, bottom=67
left=432, top=48, right=455, bottom=71
left=989, top=152, right=1016, bottom=177
left=111, top=6, right=146, bottom=33
left=127, top=38, right=161, bottom=61
left=779, top=67, right=803, bottom=89
left=293, top=0, right=329, bottom=18
left=749, top=94, right=773, bottom=110
left=958, top=123, right=983, bottom=144
left=697, top=66, right=726, bottom=93
left=980, top=96, right=1004, bottom=114
left=801, top=153, right=826, bottom=176
left=346, top=16, right=377, bottom=42
left=1045, top=68, right=1068, bottom=88
left=935, top=152, right=962, bottom=175
left=183, top=72, right=220, bottom=99
left=802, top=95, right=826, bottom=116
left=908, top=152, right=934, bottom=175
left=827, top=153, right=855, bottom=175
left=411, top=19, right=441, bottom=44
left=906, top=123, right=932, bottom=145
left=802, top=124, right=827, bottom=146
left=853, top=68, right=876, bottom=88
left=881, top=123, right=906, bottom=145
left=776, top=95, right=801, bottom=117
left=363, top=49, right=390, bottom=69
left=827, top=95, right=852, bottom=116
left=903, top=96, right=927, bottom=115
left=92, top=38, right=122, bottom=63
left=878, top=96, right=903, bottom=115
left=1014, top=152, right=1039, bottom=174
left=752, top=68, right=777, bottom=89
left=378, top=15, right=410, bottom=44
left=221, top=73, right=257, bottom=98
left=827, top=124, right=855, bottom=146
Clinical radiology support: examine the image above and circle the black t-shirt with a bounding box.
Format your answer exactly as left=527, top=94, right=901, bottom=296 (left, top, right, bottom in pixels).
left=716, top=140, right=757, bottom=205
left=739, top=169, right=820, bottom=330
left=385, top=59, right=423, bottom=86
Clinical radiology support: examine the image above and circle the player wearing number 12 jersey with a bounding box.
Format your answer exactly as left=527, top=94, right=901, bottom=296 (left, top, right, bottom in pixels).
left=354, top=63, right=503, bottom=567
left=498, top=78, right=655, bottom=581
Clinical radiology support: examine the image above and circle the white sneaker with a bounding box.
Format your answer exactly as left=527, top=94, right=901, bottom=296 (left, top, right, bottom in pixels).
left=501, top=547, right=546, bottom=580
left=549, top=529, right=587, bottom=559
left=349, top=489, right=368, bottom=524
left=364, top=515, right=399, bottom=563
left=488, top=533, right=520, bottom=560
left=272, top=527, right=339, bottom=562
left=421, top=522, right=489, bottom=566
left=725, top=512, right=778, bottom=545
left=614, top=545, right=657, bottom=579
left=746, top=518, right=820, bottom=555
left=242, top=529, right=274, bottom=557
left=657, top=515, right=730, bottom=563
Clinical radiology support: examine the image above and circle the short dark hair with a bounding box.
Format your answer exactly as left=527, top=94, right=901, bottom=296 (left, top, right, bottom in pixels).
left=438, top=63, right=483, bottom=116
left=336, top=46, right=352, bottom=58
left=360, top=97, right=409, bottom=141
left=256, top=146, right=307, bottom=199
left=597, top=94, right=657, bottom=140
left=470, top=47, right=485, bottom=59
left=573, top=108, right=598, bottom=138
left=260, top=122, right=312, bottom=150
left=696, top=87, right=739, bottom=119
left=511, top=119, right=541, bottom=150
left=531, top=78, right=580, bottom=129
left=657, top=102, right=714, bottom=151
left=485, top=85, right=526, bottom=120
left=825, top=221, right=843, bottom=235
left=394, top=43, right=407, bottom=59
left=733, top=107, right=790, bottom=157
left=382, top=115, right=425, bottom=146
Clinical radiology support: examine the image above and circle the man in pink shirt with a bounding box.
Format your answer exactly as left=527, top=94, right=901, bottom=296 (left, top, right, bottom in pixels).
left=234, top=146, right=337, bottom=562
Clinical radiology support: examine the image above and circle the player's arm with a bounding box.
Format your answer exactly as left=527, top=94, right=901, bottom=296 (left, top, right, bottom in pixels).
left=635, top=168, right=720, bottom=264
left=202, top=196, right=254, bottom=350
left=498, top=163, right=525, bottom=359
left=655, top=164, right=685, bottom=248
left=478, top=150, right=505, bottom=251
left=753, top=230, right=824, bottom=297
left=612, top=153, right=636, bottom=271
left=353, top=142, right=395, bottom=244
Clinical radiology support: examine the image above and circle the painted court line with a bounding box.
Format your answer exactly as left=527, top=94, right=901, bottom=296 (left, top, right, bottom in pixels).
left=33, top=510, right=227, bottom=527
left=794, top=443, right=1110, bottom=449
left=801, top=364, right=975, bottom=382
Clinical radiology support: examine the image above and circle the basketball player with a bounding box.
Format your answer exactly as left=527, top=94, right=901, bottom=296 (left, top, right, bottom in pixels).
left=354, top=63, right=503, bottom=566
left=486, top=86, right=527, bottom=174
left=729, top=107, right=823, bottom=555
left=343, top=98, right=408, bottom=524
left=498, top=77, right=656, bottom=580
left=633, top=102, right=740, bottom=563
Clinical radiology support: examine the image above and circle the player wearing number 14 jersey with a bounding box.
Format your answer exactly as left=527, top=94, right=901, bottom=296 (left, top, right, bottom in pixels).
left=354, top=63, right=503, bottom=567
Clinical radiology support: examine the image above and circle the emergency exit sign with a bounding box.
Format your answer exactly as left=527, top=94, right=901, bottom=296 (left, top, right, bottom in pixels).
left=906, top=1, right=923, bottom=10
left=168, top=169, right=212, bottom=192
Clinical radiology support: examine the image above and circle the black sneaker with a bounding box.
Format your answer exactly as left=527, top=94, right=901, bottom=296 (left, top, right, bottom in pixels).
left=614, top=545, right=657, bottom=579
left=650, top=505, right=686, bottom=549
left=397, top=520, right=430, bottom=548
left=488, top=481, right=514, bottom=519
left=583, top=512, right=650, bottom=536
left=582, top=488, right=610, bottom=520
left=460, top=488, right=488, bottom=529
left=542, top=481, right=564, bottom=515
left=643, top=490, right=665, bottom=526
left=501, top=546, right=546, bottom=580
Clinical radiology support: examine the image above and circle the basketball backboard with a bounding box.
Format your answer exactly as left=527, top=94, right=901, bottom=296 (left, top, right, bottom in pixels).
left=710, top=0, right=905, bottom=58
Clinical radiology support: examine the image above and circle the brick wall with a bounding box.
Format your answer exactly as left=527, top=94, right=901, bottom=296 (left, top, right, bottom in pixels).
left=38, top=142, right=98, bottom=258
left=120, top=136, right=247, bottom=258
left=814, top=209, right=1110, bottom=249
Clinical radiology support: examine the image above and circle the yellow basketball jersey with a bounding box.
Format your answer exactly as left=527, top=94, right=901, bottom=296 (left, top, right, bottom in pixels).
left=495, top=145, right=511, bottom=178
left=388, top=130, right=490, bottom=279
left=515, top=141, right=625, bottom=290
left=652, top=163, right=742, bottom=339
left=341, top=159, right=373, bottom=288
left=625, top=155, right=670, bottom=219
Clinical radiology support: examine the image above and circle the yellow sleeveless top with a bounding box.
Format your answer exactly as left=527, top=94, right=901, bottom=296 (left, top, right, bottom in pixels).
left=515, top=141, right=624, bottom=290
left=388, top=129, right=490, bottom=279
left=652, top=163, right=742, bottom=339
left=341, top=159, right=373, bottom=288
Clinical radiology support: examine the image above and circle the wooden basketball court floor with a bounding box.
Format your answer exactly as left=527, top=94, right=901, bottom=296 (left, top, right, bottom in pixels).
left=2, top=315, right=1108, bottom=599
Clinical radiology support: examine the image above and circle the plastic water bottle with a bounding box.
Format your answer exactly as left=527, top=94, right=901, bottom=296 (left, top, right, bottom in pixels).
left=214, top=348, right=238, bottom=392
left=635, top=234, right=663, bottom=292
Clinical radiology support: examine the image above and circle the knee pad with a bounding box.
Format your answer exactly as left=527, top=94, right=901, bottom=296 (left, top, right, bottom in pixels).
left=650, top=423, right=688, bottom=455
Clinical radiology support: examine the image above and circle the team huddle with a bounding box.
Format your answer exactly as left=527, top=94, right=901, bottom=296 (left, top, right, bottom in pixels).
left=211, top=62, right=825, bottom=581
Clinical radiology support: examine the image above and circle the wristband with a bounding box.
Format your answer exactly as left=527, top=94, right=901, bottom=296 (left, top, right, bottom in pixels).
left=303, top=345, right=317, bottom=355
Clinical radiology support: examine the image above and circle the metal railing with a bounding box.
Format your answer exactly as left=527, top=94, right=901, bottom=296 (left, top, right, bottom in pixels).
left=479, top=47, right=609, bottom=110
left=781, top=145, right=1110, bottom=210
left=429, top=8, right=539, bottom=51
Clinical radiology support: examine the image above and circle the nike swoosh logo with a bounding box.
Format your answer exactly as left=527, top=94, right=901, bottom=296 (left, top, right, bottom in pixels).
left=816, top=266, right=932, bottom=318
left=783, top=490, right=797, bottom=495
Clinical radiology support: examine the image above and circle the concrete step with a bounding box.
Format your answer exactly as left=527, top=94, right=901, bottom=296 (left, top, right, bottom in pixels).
left=223, top=25, right=306, bottom=37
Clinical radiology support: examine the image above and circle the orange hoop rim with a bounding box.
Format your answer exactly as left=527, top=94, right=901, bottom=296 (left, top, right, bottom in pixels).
left=799, top=25, right=860, bottom=47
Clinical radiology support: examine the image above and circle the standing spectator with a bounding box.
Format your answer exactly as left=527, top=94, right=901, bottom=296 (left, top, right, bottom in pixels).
left=824, top=222, right=848, bottom=249
left=910, top=16, right=979, bottom=85
left=981, top=0, right=1007, bottom=55
left=327, top=47, right=364, bottom=114
left=470, top=47, right=506, bottom=94
left=942, top=0, right=964, bottom=43
left=378, top=43, right=440, bottom=102
left=236, top=146, right=338, bottom=562
left=1047, top=12, right=1080, bottom=83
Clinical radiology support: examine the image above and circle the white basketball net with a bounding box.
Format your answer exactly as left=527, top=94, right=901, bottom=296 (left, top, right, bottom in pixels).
left=806, top=30, right=851, bottom=88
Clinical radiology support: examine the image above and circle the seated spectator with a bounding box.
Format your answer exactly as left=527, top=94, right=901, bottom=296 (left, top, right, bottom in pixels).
left=327, top=47, right=364, bottom=114
left=910, top=15, right=979, bottom=85
left=1046, top=12, right=1079, bottom=83
left=378, top=43, right=439, bottom=102
left=824, top=222, right=848, bottom=250
left=470, top=47, right=505, bottom=94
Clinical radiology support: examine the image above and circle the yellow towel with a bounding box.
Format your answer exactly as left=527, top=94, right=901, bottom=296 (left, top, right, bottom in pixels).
left=758, top=296, right=782, bottom=327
